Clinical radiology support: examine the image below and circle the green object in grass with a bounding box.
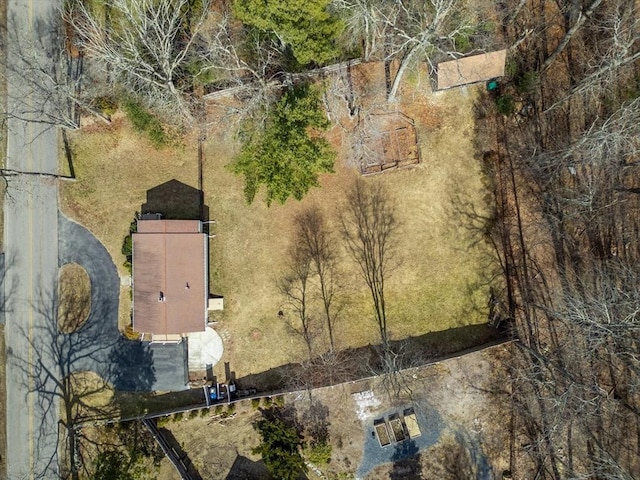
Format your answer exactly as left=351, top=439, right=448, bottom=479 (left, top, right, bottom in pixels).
left=487, top=80, right=499, bottom=91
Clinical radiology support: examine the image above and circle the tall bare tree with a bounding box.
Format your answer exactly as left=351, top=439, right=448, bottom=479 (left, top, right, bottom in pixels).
left=340, top=177, right=397, bottom=348
left=201, top=10, right=284, bottom=130
left=2, top=10, right=110, bottom=130
left=481, top=0, right=640, bottom=468
left=331, top=0, right=396, bottom=61
left=384, top=0, right=479, bottom=101
left=67, top=0, right=210, bottom=122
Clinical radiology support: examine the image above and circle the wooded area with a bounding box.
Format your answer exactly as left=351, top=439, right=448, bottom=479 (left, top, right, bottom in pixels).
left=481, top=0, right=640, bottom=477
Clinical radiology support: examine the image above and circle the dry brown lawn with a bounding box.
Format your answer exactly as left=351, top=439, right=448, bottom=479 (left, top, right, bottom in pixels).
left=58, top=263, right=92, bottom=333
left=205, top=65, right=494, bottom=379
left=61, top=65, right=494, bottom=383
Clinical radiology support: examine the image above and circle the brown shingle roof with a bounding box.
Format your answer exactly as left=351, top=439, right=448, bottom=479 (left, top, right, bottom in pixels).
left=133, top=220, right=207, bottom=335
left=437, top=50, right=507, bottom=90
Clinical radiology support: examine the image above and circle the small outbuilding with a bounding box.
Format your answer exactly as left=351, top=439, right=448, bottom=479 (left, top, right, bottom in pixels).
left=436, top=49, right=507, bottom=90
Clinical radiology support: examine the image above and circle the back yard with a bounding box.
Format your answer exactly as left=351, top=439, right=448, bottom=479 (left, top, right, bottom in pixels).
left=110, top=343, right=512, bottom=480
left=60, top=62, right=495, bottom=387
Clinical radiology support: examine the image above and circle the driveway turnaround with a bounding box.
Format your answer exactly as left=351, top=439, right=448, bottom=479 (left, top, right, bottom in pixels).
left=58, top=213, right=189, bottom=391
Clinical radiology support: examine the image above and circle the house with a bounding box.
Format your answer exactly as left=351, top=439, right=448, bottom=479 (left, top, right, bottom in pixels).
left=132, top=218, right=208, bottom=343
left=436, top=49, right=507, bottom=90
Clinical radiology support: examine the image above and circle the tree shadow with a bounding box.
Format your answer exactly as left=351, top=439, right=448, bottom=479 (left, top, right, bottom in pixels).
left=9, top=276, right=131, bottom=479
left=108, top=338, right=156, bottom=392
left=301, top=399, right=330, bottom=445
left=233, top=324, right=508, bottom=393
left=157, top=426, right=204, bottom=480
left=141, top=179, right=209, bottom=223
left=390, top=439, right=421, bottom=480
left=259, top=403, right=301, bottom=434
left=226, top=455, right=270, bottom=480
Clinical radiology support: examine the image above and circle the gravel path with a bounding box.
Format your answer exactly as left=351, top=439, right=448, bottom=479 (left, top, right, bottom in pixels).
left=355, top=403, right=444, bottom=479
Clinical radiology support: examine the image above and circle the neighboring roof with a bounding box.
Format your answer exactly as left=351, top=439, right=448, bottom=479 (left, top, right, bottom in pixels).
left=437, top=50, right=507, bottom=90
left=133, top=220, right=207, bottom=335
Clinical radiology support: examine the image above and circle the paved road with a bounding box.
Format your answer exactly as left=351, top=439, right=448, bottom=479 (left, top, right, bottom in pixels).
left=4, top=0, right=63, bottom=478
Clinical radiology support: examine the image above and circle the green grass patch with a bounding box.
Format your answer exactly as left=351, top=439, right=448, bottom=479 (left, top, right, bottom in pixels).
left=496, top=95, right=515, bottom=116
left=305, top=442, right=332, bottom=465
left=123, top=100, right=167, bottom=149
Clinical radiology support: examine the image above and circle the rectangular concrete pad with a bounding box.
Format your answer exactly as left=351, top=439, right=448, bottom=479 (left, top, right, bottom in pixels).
left=149, top=341, right=189, bottom=391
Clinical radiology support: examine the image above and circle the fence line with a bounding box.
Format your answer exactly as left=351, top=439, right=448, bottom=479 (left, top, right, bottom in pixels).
left=143, top=418, right=195, bottom=480
left=79, top=337, right=512, bottom=428
left=202, top=58, right=363, bottom=102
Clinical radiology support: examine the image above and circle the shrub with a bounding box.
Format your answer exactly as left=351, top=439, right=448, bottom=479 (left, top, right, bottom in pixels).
left=93, top=95, right=118, bottom=117
left=156, top=416, right=170, bottom=428
left=124, top=324, right=140, bottom=340
left=121, top=235, right=132, bottom=257
left=454, top=33, right=471, bottom=53
left=173, top=412, right=183, bottom=422
left=122, top=216, right=138, bottom=274
left=306, top=442, right=332, bottom=465
left=515, top=71, right=539, bottom=94
left=123, top=100, right=167, bottom=149
left=251, top=398, right=261, bottom=409
left=496, top=95, right=516, bottom=116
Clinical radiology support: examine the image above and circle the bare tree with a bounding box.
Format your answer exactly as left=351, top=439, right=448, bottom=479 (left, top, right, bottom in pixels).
left=540, top=0, right=605, bottom=72
left=543, top=0, right=640, bottom=113
left=2, top=10, right=110, bottom=130
left=204, top=11, right=282, bottom=89
left=340, top=177, right=397, bottom=349
left=370, top=340, right=424, bottom=400
left=331, top=0, right=396, bottom=61
left=384, top=0, right=478, bottom=101
left=67, top=0, right=210, bottom=122
left=294, top=206, right=340, bottom=352
left=201, top=10, right=285, bottom=130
